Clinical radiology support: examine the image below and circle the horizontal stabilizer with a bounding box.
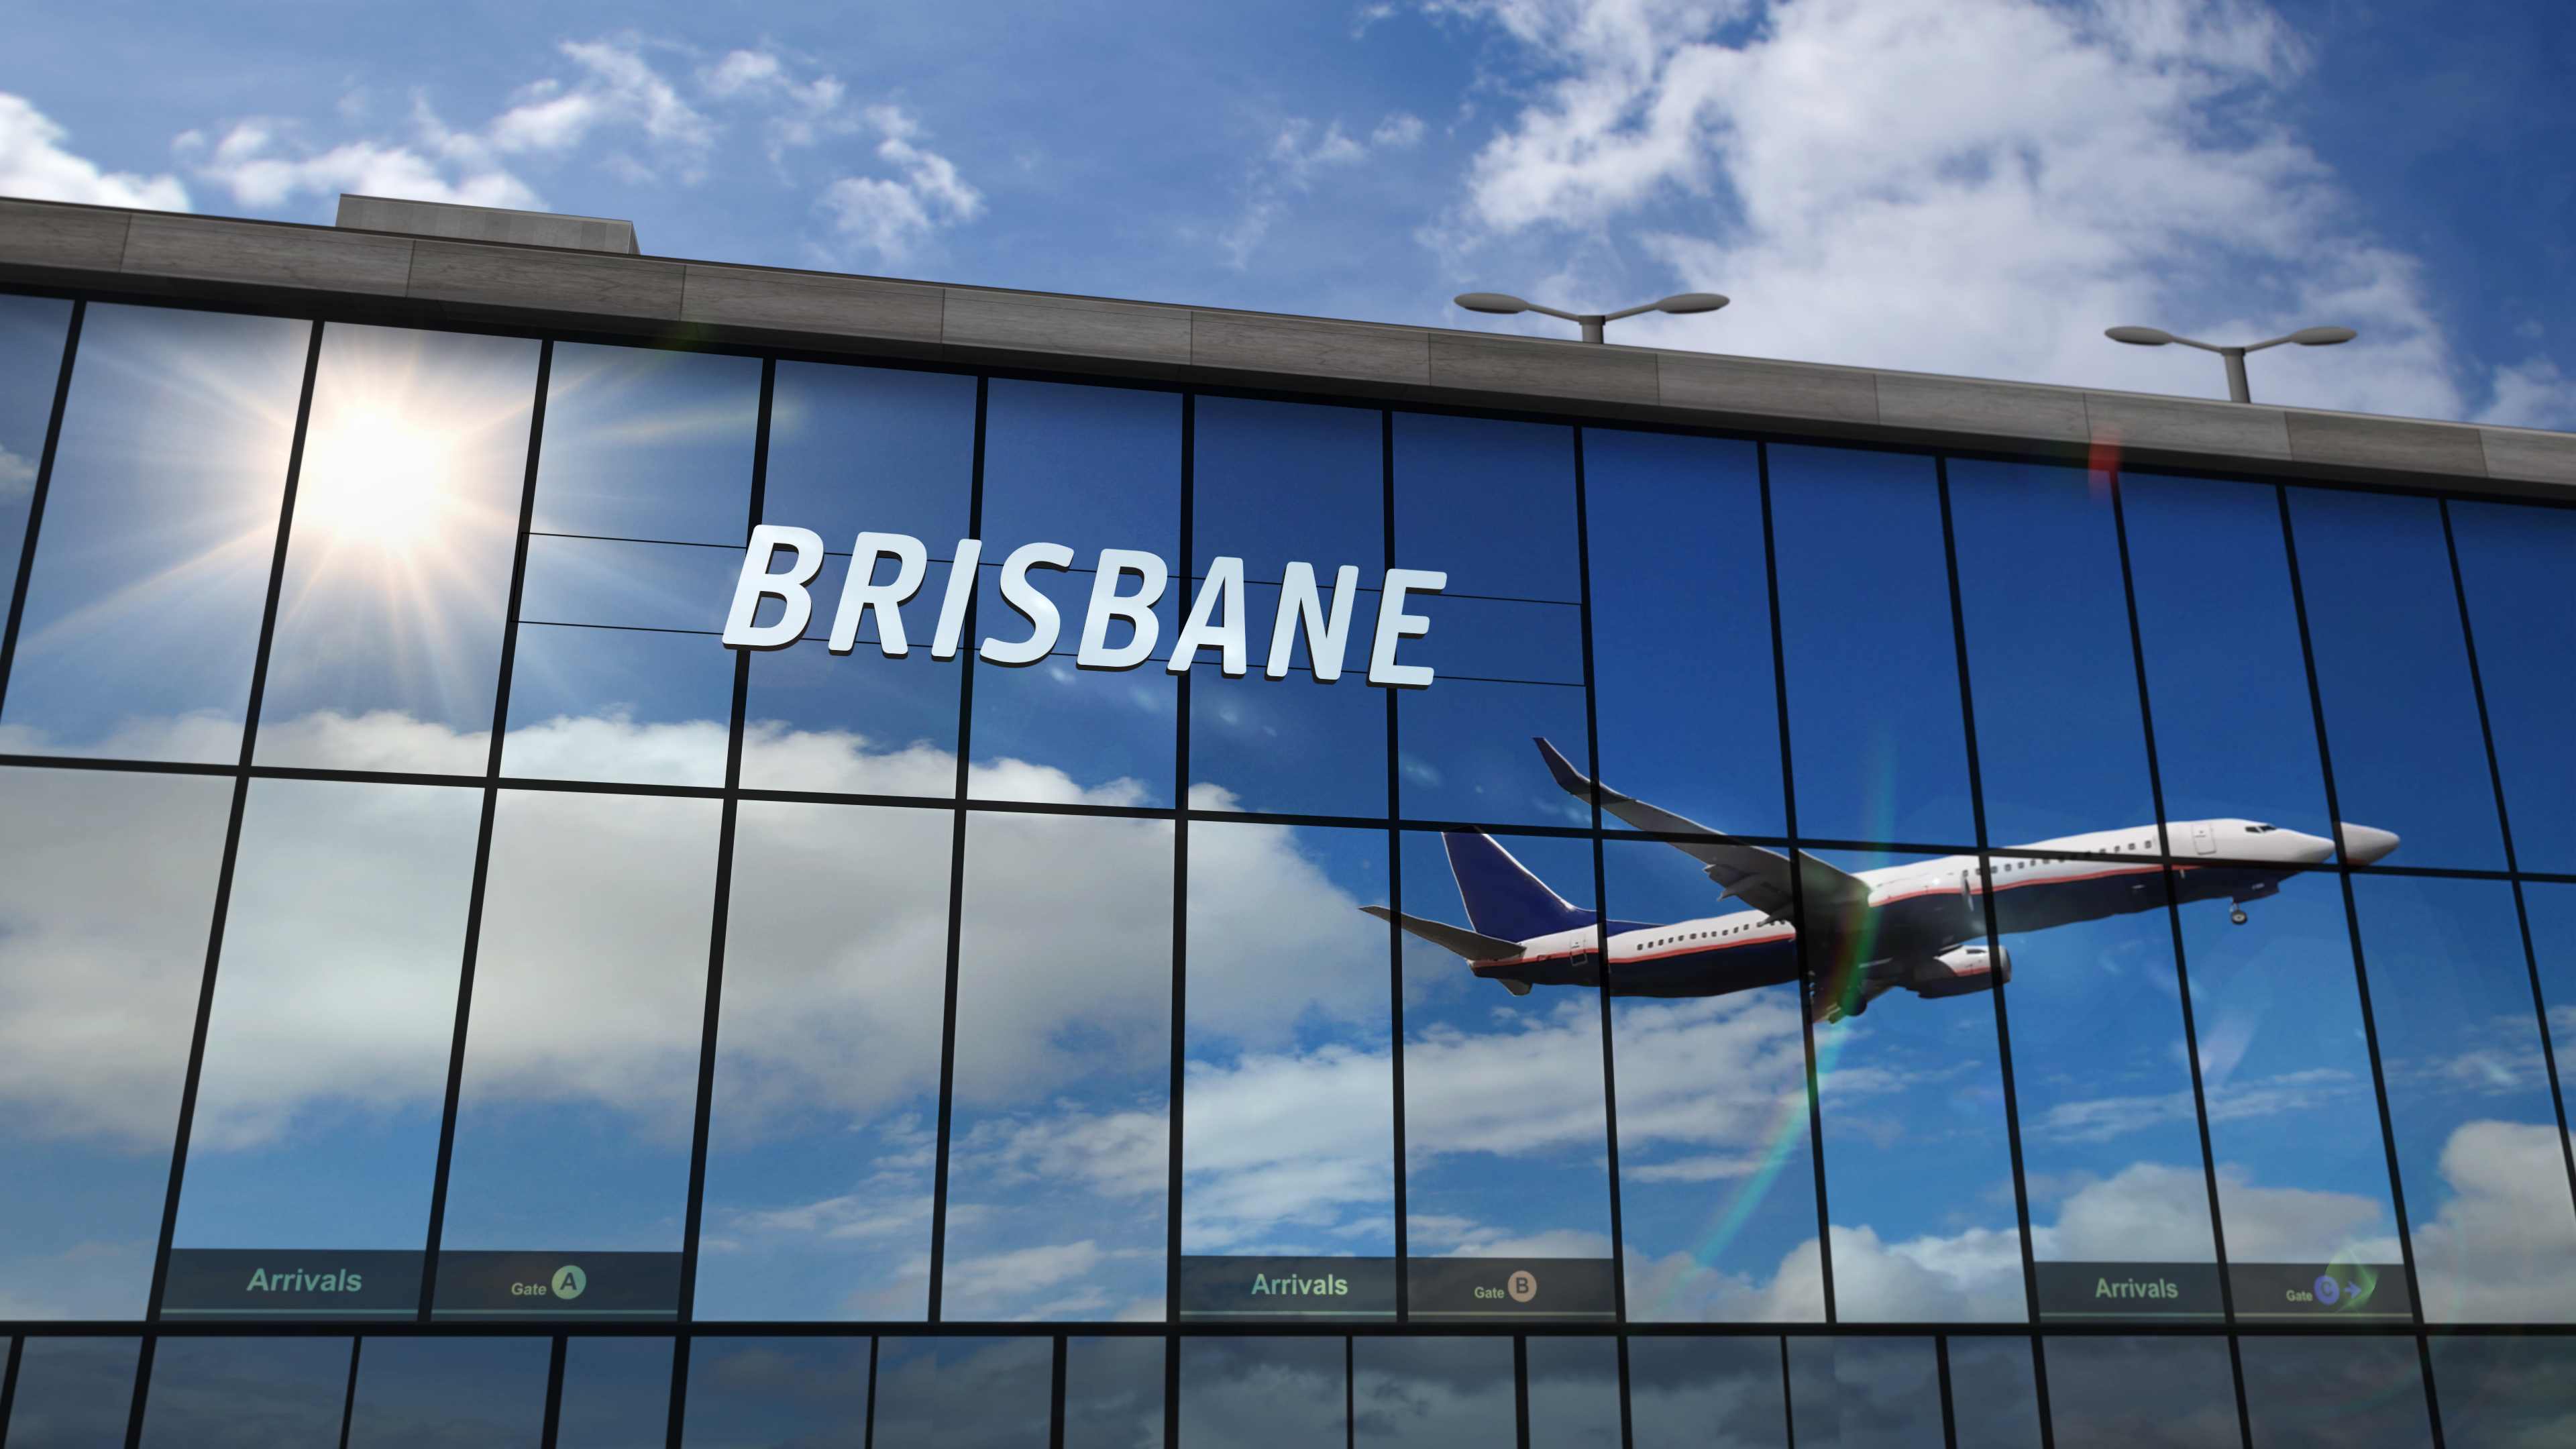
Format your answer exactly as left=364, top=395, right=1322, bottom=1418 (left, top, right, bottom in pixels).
left=1533, top=737, right=1871, bottom=918
left=1360, top=905, right=1528, bottom=962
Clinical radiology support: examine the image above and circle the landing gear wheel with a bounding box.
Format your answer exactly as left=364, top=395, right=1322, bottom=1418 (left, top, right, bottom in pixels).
left=2231, top=908, right=2249, bottom=925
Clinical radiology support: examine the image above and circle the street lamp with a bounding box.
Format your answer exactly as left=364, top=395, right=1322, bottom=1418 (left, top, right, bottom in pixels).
left=1456, top=291, right=1729, bottom=344
left=2105, top=325, right=2357, bottom=403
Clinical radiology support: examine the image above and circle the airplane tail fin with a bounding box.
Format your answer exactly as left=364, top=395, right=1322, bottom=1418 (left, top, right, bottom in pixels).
left=1443, top=832, right=1597, bottom=941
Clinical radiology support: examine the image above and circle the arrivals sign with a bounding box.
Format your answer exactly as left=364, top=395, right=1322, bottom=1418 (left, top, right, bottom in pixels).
left=722, top=529, right=1447, bottom=687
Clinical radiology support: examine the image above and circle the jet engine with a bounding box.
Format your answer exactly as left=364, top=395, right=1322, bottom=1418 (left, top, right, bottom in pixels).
left=1906, top=943, right=2012, bottom=998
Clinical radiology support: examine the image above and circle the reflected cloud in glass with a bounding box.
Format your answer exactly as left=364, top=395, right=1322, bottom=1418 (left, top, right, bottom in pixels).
left=696, top=801, right=951, bottom=1321
left=174, top=780, right=478, bottom=1252
left=0, top=766, right=232, bottom=1318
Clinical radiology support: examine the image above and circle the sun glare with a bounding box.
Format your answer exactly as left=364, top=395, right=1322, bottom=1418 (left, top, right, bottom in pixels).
left=297, top=407, right=458, bottom=551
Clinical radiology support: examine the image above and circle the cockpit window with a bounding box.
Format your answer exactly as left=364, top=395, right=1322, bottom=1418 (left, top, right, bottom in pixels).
left=2246, top=824, right=2277, bottom=833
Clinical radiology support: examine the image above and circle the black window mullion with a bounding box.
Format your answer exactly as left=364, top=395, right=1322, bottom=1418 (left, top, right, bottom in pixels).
left=144, top=318, right=324, bottom=1325
left=1935, top=456, right=2041, bottom=1328
left=926, top=374, right=988, bottom=1321
left=1759, top=441, right=1835, bottom=1322
left=420, top=337, right=551, bottom=1322
left=2436, top=496, right=2576, bottom=1224
left=0, top=297, right=83, bottom=719
left=1383, top=408, right=1409, bottom=1322
left=2106, top=473, right=2239, bottom=1324
left=678, top=356, right=772, bottom=1326
left=1167, top=394, right=1193, bottom=1322
left=539, top=1335, right=567, bottom=1449
left=1570, top=427, right=1628, bottom=1322
left=2273, top=484, right=2425, bottom=1327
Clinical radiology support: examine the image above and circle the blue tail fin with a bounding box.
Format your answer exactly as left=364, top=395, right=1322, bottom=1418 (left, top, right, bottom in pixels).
left=1443, top=833, right=1597, bottom=941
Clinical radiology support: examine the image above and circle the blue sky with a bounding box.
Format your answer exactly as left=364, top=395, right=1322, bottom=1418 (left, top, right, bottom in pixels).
left=3, top=0, right=2571, bottom=427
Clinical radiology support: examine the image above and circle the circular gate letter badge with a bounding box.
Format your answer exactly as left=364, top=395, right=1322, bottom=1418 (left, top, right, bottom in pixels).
left=1507, top=1271, right=1537, bottom=1303
left=553, top=1265, right=588, bottom=1301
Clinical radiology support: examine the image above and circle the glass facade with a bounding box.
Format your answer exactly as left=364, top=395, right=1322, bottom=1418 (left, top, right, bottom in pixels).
left=1, top=292, right=2571, bottom=1445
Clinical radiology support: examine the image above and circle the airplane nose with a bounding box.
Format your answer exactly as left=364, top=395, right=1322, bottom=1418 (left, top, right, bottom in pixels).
left=2338, top=822, right=2400, bottom=865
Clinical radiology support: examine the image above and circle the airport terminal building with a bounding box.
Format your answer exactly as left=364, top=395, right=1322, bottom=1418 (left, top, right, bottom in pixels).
left=0, top=193, right=2572, bottom=1446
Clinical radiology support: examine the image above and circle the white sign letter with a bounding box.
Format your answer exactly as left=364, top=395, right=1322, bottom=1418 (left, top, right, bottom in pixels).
left=828, top=532, right=930, bottom=657
left=929, top=538, right=984, bottom=661
left=1077, top=548, right=1169, bottom=670
left=980, top=541, right=1075, bottom=665
left=1267, top=562, right=1361, bottom=682
left=1167, top=557, right=1247, bottom=676
left=722, top=525, right=828, bottom=650
left=1367, top=569, right=1446, bottom=688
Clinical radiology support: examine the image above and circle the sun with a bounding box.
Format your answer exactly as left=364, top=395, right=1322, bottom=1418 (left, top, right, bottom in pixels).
left=294, top=405, right=460, bottom=553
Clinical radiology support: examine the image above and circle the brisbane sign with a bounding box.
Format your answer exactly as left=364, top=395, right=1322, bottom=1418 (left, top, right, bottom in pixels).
left=723, top=527, right=1447, bottom=688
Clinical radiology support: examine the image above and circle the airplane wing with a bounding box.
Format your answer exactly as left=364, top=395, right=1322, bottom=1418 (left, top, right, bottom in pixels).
left=1532, top=738, right=1872, bottom=919
left=1359, top=906, right=1527, bottom=961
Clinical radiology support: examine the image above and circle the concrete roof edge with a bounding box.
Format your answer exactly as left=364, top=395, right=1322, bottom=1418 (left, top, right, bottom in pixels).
left=5, top=197, right=2569, bottom=500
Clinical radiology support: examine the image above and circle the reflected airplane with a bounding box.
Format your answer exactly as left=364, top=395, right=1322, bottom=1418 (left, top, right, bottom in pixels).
left=1366, top=739, right=2401, bottom=1022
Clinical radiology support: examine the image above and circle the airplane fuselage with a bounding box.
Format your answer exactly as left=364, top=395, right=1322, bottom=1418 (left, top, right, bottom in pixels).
left=1471, top=819, right=2341, bottom=1009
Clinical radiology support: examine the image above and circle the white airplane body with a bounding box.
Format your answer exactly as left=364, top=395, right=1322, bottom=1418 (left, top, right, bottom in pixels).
left=1368, top=740, right=2400, bottom=1022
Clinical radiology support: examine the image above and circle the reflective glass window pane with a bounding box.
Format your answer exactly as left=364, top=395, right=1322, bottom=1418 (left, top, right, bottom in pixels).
left=2039, top=1336, right=2239, bottom=1446
left=870, top=1337, right=1053, bottom=1449
left=171, top=780, right=476, bottom=1259
left=0, top=294, right=73, bottom=604
left=1585, top=429, right=1783, bottom=840
left=1350, top=1336, right=1512, bottom=1448
left=2236, top=1336, right=2432, bottom=1449
left=2118, top=474, right=2332, bottom=837
left=969, top=380, right=1179, bottom=804
left=1066, top=1336, right=1165, bottom=1449
left=1189, top=395, right=1386, bottom=820
left=346, top=1337, right=548, bottom=1448
left=2287, top=488, right=2502, bottom=869
left=1941, top=1338, right=2040, bottom=1449
left=2449, top=500, right=2576, bottom=873
left=2002, top=859, right=2220, bottom=1311
left=2428, top=1334, right=2576, bottom=1448
left=1767, top=445, right=1972, bottom=848
left=437, top=792, right=720, bottom=1264
left=2528, top=882, right=2576, bottom=1114
left=677, top=1335, right=871, bottom=1448
left=1397, top=829, right=1615, bottom=1285
left=0, top=767, right=232, bottom=1317
left=556, top=1336, right=672, bottom=1449
left=1183, top=822, right=1393, bottom=1260
left=1392, top=413, right=1585, bottom=830
left=1177, top=1337, right=1340, bottom=1448
left=5, top=1336, right=142, bottom=1449
left=743, top=362, right=975, bottom=796
left=697, top=801, right=951, bottom=1321
left=0, top=305, right=306, bottom=763
left=942, top=810, right=1171, bottom=1320
left=135, top=1336, right=351, bottom=1449
left=1525, top=1336, right=1619, bottom=1448
left=2352, top=875, right=2576, bottom=1323
left=1625, top=1336, right=1787, bottom=1449
left=2176, top=869, right=2405, bottom=1297
left=1808, top=844, right=2025, bottom=1323
left=1603, top=839, right=1821, bottom=1323
left=1948, top=460, right=2153, bottom=843
left=1784, top=1337, right=1940, bottom=1449
left=256, top=323, right=537, bottom=771
left=503, top=343, right=758, bottom=788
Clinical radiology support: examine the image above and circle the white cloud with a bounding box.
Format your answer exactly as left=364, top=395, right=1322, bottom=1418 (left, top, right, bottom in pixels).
left=0, top=93, right=188, bottom=210
left=818, top=106, right=984, bottom=269
left=0, top=445, right=35, bottom=502
left=1220, top=112, right=1427, bottom=268
left=1434, top=0, right=2557, bottom=423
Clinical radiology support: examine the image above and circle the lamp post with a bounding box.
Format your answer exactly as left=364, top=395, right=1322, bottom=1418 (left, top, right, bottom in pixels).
left=1456, top=291, right=1729, bottom=344
left=2105, top=325, right=2357, bottom=403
